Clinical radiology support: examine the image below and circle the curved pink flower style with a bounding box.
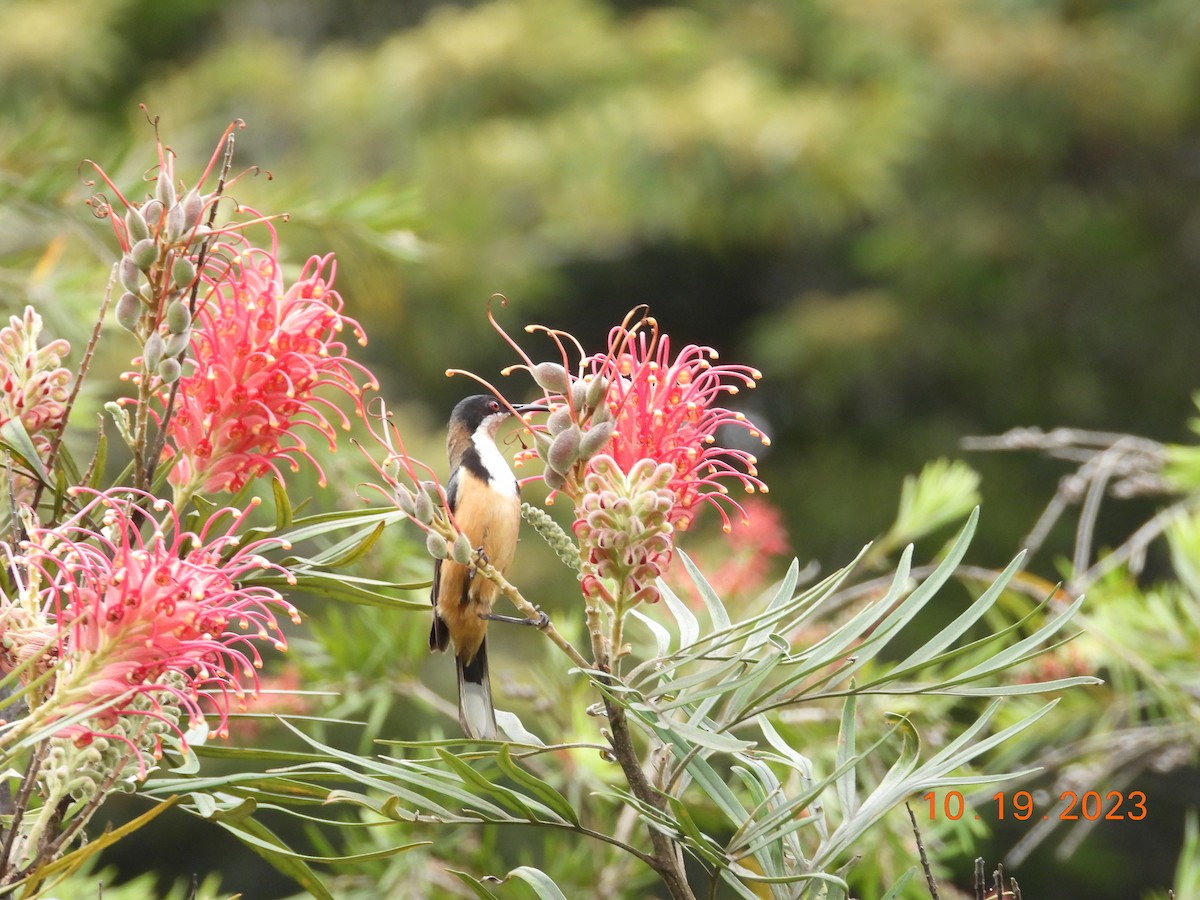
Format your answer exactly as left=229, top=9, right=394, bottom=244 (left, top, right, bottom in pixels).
left=586, top=312, right=769, bottom=532
left=14, top=489, right=299, bottom=756
left=164, top=244, right=377, bottom=496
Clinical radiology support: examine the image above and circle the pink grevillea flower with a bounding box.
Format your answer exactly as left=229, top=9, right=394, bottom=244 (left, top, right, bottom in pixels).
left=161, top=242, right=377, bottom=497
left=491, top=305, right=770, bottom=607
left=0, top=307, right=72, bottom=479
left=585, top=311, right=769, bottom=532
left=11, top=488, right=299, bottom=759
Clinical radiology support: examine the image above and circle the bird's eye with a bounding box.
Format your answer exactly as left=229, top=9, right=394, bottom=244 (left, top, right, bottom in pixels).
left=489, top=400, right=501, bottom=412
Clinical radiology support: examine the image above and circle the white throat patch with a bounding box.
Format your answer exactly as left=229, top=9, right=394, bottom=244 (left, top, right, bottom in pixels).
left=473, top=416, right=518, bottom=497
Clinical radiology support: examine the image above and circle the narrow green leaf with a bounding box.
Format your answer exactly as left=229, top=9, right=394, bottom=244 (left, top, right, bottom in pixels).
left=879, top=868, right=918, bottom=900
left=496, top=746, right=580, bottom=826
left=273, top=477, right=293, bottom=530
left=658, top=577, right=700, bottom=647
left=628, top=607, right=672, bottom=657
left=0, top=418, right=48, bottom=484
left=505, top=865, right=571, bottom=900
left=449, top=870, right=503, bottom=899
left=895, top=550, right=1026, bottom=671
left=679, top=549, right=731, bottom=631
left=835, top=693, right=857, bottom=820
left=16, top=797, right=178, bottom=885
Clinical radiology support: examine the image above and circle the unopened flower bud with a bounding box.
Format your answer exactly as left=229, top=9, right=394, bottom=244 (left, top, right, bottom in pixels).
left=585, top=375, right=609, bottom=410
left=171, top=256, right=196, bottom=289
left=129, top=238, right=157, bottom=270
left=157, top=357, right=182, bottom=384
left=156, top=170, right=176, bottom=207
left=451, top=532, right=474, bottom=565
left=142, top=198, right=164, bottom=226
left=547, top=406, right=572, bottom=437
left=591, top=400, right=613, bottom=425
left=119, top=257, right=141, bottom=293
left=570, top=379, right=589, bottom=410
left=413, top=488, right=434, bottom=524
left=165, top=203, right=187, bottom=243
left=426, top=531, right=449, bottom=560
left=548, top=425, right=581, bottom=475
left=578, top=422, right=614, bottom=459
left=164, top=331, right=190, bottom=358
left=181, top=189, right=204, bottom=231
left=115, top=292, right=142, bottom=331
left=544, top=468, right=567, bottom=491
left=532, top=362, right=570, bottom=394
left=166, top=300, right=191, bottom=334
left=125, top=206, right=149, bottom=243
left=395, top=484, right=417, bottom=516
left=143, top=331, right=165, bottom=370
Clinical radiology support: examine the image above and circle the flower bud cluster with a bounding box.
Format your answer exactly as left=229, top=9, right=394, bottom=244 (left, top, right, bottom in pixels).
left=0, top=307, right=73, bottom=498
left=525, top=362, right=615, bottom=494
left=38, top=685, right=184, bottom=804
left=112, top=170, right=209, bottom=388
left=574, top=455, right=676, bottom=607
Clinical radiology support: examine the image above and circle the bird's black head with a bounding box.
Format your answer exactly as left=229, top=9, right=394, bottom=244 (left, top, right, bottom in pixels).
left=448, top=394, right=510, bottom=436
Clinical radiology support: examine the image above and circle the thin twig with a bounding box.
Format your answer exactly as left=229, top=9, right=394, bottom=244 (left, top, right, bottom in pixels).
left=29, top=270, right=115, bottom=515
left=0, top=741, right=50, bottom=883
left=906, top=801, right=940, bottom=899
left=477, top=561, right=591, bottom=671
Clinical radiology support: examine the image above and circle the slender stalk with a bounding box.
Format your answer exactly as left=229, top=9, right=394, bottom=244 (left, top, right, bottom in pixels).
left=0, top=743, right=47, bottom=882
left=29, top=269, right=115, bottom=515
left=478, top=558, right=695, bottom=898
left=475, top=560, right=591, bottom=671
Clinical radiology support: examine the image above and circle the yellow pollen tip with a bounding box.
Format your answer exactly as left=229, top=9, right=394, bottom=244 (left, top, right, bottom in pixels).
left=722, top=523, right=732, bottom=534
left=761, top=437, right=771, bottom=447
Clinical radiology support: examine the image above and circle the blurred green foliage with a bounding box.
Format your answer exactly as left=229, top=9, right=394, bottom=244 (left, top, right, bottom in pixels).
left=2, top=0, right=1199, bottom=897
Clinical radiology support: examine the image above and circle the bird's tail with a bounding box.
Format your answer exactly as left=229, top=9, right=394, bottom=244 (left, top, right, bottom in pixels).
left=456, top=638, right=498, bottom=740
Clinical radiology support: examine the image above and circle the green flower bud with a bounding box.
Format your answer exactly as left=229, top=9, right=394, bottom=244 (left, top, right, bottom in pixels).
left=544, top=468, right=567, bottom=492
left=532, top=362, right=570, bottom=394
left=451, top=532, right=474, bottom=565
left=155, top=170, right=176, bottom=207
left=143, top=331, right=164, bottom=370
left=585, top=375, right=609, bottom=410
left=591, top=400, right=613, bottom=425
left=578, top=422, right=614, bottom=459
left=125, top=206, right=149, bottom=243
left=570, top=379, right=589, bottom=410
left=129, top=238, right=158, bottom=270
left=164, top=331, right=190, bottom=358
left=395, top=484, right=417, bottom=516
left=157, top=357, right=182, bottom=384
left=413, top=488, right=435, bottom=524
left=115, top=292, right=142, bottom=331
left=171, top=256, right=196, bottom=289
left=426, top=531, right=449, bottom=560
left=181, top=189, right=204, bottom=232
left=547, top=406, right=572, bottom=437
left=548, top=425, right=582, bottom=475
left=142, top=198, right=164, bottom=226
left=119, top=257, right=141, bottom=293
left=166, top=299, right=191, bottom=334
left=165, top=203, right=186, bottom=243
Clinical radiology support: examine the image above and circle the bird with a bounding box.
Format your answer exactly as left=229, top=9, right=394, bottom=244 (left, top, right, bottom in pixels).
left=429, top=394, right=531, bottom=740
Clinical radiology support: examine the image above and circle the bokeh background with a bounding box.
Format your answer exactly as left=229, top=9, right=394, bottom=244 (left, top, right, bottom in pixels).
left=2, top=0, right=1199, bottom=896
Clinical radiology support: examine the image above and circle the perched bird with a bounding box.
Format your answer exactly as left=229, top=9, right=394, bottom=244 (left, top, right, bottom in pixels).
left=429, top=394, right=529, bottom=739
